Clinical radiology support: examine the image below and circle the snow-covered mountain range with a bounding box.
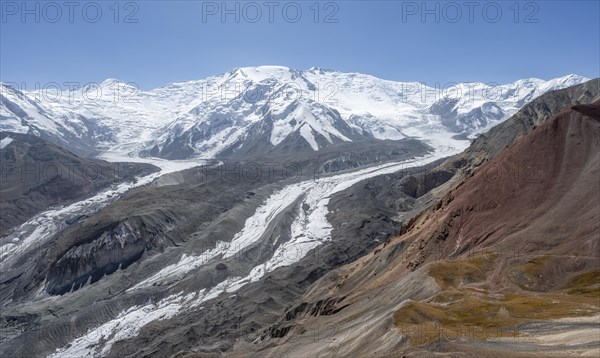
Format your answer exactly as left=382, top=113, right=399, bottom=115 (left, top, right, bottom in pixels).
left=0, top=66, right=588, bottom=159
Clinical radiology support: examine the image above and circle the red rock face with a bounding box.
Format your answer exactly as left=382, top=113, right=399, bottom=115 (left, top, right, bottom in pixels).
left=426, top=103, right=600, bottom=273
left=367, top=103, right=598, bottom=302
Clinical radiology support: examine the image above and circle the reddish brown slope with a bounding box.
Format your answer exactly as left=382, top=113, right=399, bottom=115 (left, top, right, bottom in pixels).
left=341, top=101, right=600, bottom=299
left=239, top=103, right=600, bottom=357
left=400, top=102, right=600, bottom=283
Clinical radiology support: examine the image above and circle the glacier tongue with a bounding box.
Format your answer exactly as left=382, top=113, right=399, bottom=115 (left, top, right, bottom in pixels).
left=50, top=144, right=465, bottom=358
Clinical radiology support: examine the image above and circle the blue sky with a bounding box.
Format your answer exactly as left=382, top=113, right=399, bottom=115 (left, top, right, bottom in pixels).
left=1, top=0, right=599, bottom=89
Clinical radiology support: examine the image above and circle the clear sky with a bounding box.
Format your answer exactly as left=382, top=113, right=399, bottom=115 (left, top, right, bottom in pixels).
left=1, top=0, right=599, bottom=90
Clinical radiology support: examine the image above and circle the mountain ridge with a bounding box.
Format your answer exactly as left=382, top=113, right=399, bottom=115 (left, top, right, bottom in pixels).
left=1, top=68, right=589, bottom=160
left=1, top=78, right=598, bottom=358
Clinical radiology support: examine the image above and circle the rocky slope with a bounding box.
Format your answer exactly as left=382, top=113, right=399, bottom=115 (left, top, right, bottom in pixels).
left=234, top=100, right=600, bottom=357
left=0, top=132, right=158, bottom=236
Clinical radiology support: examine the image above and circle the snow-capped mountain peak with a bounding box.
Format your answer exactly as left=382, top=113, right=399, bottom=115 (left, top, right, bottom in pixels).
left=269, top=99, right=353, bottom=150
left=0, top=68, right=591, bottom=159
left=99, top=78, right=128, bottom=86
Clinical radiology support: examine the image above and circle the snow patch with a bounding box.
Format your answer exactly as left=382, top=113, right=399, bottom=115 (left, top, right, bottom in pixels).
left=299, top=124, right=319, bottom=150
left=0, top=136, right=13, bottom=149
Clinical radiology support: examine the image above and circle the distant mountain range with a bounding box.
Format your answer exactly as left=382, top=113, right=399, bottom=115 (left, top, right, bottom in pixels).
left=1, top=66, right=588, bottom=159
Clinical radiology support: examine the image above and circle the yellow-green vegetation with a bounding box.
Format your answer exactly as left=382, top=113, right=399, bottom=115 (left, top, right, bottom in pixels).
left=430, top=289, right=466, bottom=304
left=395, top=291, right=600, bottom=346
left=566, top=269, right=600, bottom=297
left=395, top=257, right=600, bottom=347
left=428, top=252, right=496, bottom=289
left=499, top=293, right=598, bottom=319
left=506, top=255, right=554, bottom=290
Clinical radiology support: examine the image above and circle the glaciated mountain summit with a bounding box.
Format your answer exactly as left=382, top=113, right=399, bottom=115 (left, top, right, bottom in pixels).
left=0, top=67, right=588, bottom=159
left=0, top=77, right=598, bottom=358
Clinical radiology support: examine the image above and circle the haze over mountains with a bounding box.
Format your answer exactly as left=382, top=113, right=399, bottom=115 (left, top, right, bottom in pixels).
left=0, top=69, right=598, bottom=358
